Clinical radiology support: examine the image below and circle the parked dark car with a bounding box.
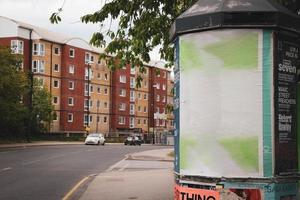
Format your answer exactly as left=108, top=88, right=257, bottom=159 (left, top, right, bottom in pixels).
left=124, top=136, right=142, bottom=146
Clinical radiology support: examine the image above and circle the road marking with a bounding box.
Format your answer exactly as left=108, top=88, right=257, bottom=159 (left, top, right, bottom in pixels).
left=118, top=163, right=129, bottom=171
left=62, top=176, right=89, bottom=200
left=1, top=167, right=12, bottom=171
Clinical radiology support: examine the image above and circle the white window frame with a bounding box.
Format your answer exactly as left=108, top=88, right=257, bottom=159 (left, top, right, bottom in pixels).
left=69, top=48, right=75, bottom=58
left=130, top=77, right=135, bottom=88
left=32, top=60, right=45, bottom=73
left=68, top=113, right=73, bottom=122
left=119, top=103, right=126, bottom=111
left=53, top=79, right=60, bottom=88
left=119, top=75, right=126, bottom=83
left=11, top=40, right=23, bottom=54
left=33, top=43, right=45, bottom=56
left=54, top=64, right=60, bottom=72
left=130, top=117, right=135, bottom=128
left=118, top=116, right=125, bottom=125
left=130, top=91, right=135, bottom=102
left=69, top=65, right=75, bottom=74
left=53, top=96, right=59, bottom=105
left=162, top=84, right=166, bottom=90
left=130, top=66, right=135, bottom=75
left=130, top=104, right=135, bottom=115
left=156, top=94, right=160, bottom=102
left=54, top=47, right=60, bottom=55
left=68, top=97, right=74, bottom=106
left=69, top=81, right=74, bottom=90
left=119, top=89, right=126, bottom=97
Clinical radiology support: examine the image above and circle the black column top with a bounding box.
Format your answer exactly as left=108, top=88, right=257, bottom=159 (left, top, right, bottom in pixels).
left=170, top=0, right=300, bottom=40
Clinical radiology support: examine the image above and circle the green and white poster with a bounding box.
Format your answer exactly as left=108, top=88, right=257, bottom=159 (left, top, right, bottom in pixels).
left=179, top=29, right=264, bottom=178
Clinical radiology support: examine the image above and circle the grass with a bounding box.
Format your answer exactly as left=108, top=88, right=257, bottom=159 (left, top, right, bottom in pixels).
left=205, top=32, right=258, bottom=69
left=219, top=136, right=259, bottom=171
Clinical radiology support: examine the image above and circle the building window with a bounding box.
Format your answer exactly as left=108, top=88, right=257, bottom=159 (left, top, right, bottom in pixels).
left=143, top=94, right=148, bottom=100
left=119, top=75, right=126, bottom=83
left=85, top=52, right=91, bottom=64
left=97, top=73, right=101, bottom=79
left=69, top=81, right=74, bottom=90
left=162, top=84, right=166, bottom=90
left=104, top=73, right=108, bottom=80
left=84, top=114, right=92, bottom=124
left=54, top=64, right=59, bottom=72
left=156, top=83, right=160, bottom=89
left=33, top=43, right=45, bottom=56
left=162, top=96, right=166, bottom=102
left=11, top=40, right=23, bottom=54
left=119, top=89, right=126, bottom=97
left=144, top=81, right=148, bottom=88
left=53, top=80, right=59, bottom=88
left=68, top=97, right=74, bottom=106
left=144, top=106, right=147, bottom=113
left=53, top=112, right=58, bottom=121
left=130, top=91, right=135, bottom=102
left=163, top=71, right=166, bottom=78
left=53, top=96, right=58, bottom=104
left=54, top=47, right=60, bottom=55
left=104, top=102, right=108, bottom=109
left=69, top=48, right=75, bottom=58
left=103, top=116, right=107, bottom=123
left=118, top=116, right=125, bottom=125
left=144, top=119, right=147, bottom=125
left=84, top=84, right=89, bottom=96
left=119, top=103, right=126, bottom=111
left=130, top=77, right=135, bottom=88
left=156, top=95, right=160, bottom=102
left=130, top=117, right=134, bottom=128
left=130, top=66, right=135, bottom=75
left=104, top=88, right=108, bottom=95
left=97, top=86, right=101, bottom=94
left=138, top=93, right=141, bottom=100
left=69, top=65, right=75, bottom=74
left=68, top=113, right=73, bottom=122
left=90, top=85, right=94, bottom=93
left=130, top=104, right=135, bottom=115
left=138, top=106, right=141, bottom=112
left=32, top=60, right=45, bottom=73
left=137, top=119, right=141, bottom=125
left=97, top=100, right=101, bottom=108
left=84, top=99, right=89, bottom=110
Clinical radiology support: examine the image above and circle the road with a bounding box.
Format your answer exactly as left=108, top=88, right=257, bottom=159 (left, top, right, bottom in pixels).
left=0, top=144, right=168, bottom=200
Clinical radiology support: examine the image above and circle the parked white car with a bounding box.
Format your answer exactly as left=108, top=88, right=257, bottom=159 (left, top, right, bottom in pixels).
left=85, top=133, right=105, bottom=145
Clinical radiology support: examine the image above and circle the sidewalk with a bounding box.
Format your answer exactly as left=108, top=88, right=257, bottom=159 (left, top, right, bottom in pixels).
left=79, top=148, right=174, bottom=200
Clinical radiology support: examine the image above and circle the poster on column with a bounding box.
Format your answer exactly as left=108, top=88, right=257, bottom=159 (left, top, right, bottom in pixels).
left=179, top=29, right=264, bottom=178
left=274, top=32, right=299, bottom=175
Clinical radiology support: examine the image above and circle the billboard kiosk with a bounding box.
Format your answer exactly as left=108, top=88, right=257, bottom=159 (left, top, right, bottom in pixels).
left=170, top=0, right=300, bottom=199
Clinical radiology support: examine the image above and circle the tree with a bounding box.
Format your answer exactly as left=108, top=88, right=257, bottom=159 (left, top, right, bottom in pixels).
left=0, top=46, right=28, bottom=138
left=0, top=46, right=55, bottom=140
left=31, top=79, right=56, bottom=134
left=50, top=0, right=300, bottom=73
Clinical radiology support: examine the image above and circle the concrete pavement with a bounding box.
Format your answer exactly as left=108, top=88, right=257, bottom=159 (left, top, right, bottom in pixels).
left=79, top=148, right=175, bottom=200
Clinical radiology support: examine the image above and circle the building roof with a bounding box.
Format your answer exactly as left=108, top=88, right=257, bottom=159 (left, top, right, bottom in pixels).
left=170, top=0, right=300, bottom=40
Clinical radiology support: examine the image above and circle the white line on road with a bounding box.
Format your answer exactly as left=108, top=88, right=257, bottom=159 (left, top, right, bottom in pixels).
left=1, top=167, right=12, bottom=171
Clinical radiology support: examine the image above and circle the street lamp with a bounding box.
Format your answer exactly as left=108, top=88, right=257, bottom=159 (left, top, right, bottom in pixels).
left=152, top=83, right=158, bottom=144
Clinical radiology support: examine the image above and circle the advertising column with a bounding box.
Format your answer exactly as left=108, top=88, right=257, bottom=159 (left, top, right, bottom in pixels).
left=274, top=32, right=299, bottom=175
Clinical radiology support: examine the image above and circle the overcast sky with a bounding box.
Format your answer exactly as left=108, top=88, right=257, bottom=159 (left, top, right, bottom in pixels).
left=0, top=0, right=161, bottom=60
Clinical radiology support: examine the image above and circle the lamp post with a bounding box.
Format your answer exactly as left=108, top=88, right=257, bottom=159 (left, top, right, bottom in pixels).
left=152, top=83, right=157, bottom=145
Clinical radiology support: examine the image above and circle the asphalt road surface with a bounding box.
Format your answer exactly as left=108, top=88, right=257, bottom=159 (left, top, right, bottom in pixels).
left=0, top=144, right=168, bottom=200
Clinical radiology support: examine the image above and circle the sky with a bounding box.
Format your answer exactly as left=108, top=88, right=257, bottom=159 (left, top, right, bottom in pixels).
left=0, top=0, right=161, bottom=61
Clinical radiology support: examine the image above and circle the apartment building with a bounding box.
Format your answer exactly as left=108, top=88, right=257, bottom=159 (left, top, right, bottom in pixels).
left=0, top=16, right=173, bottom=139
